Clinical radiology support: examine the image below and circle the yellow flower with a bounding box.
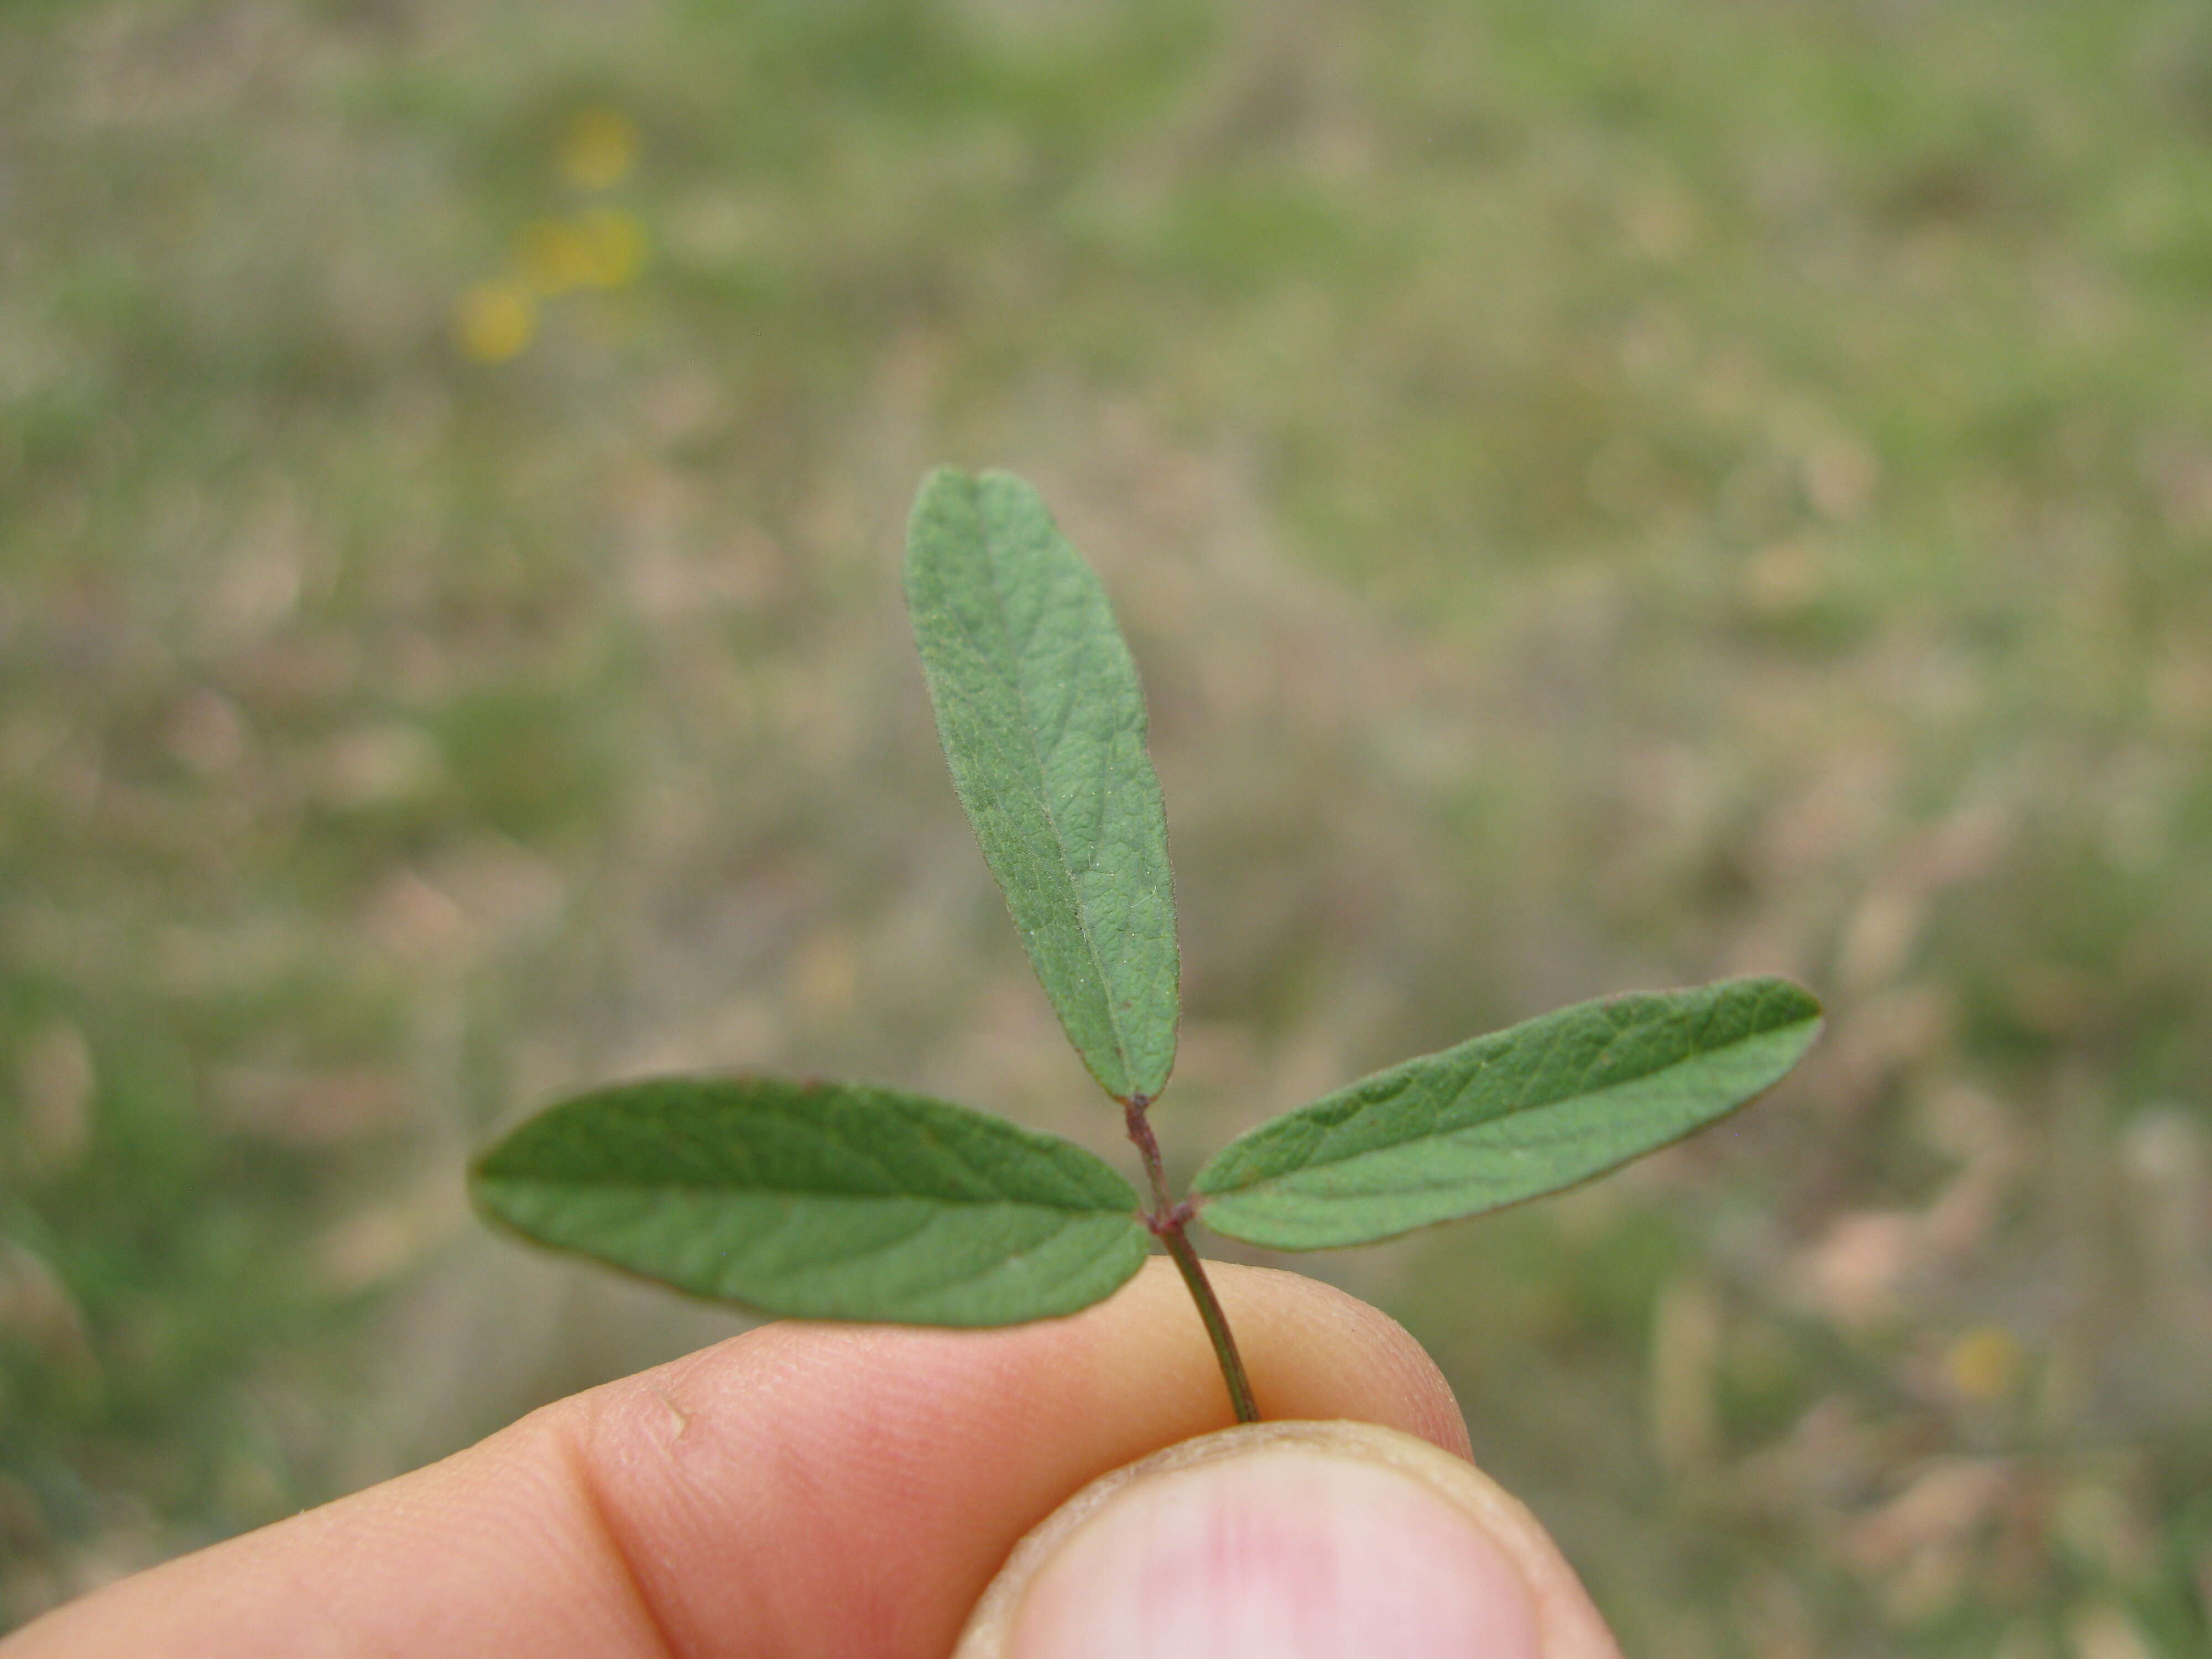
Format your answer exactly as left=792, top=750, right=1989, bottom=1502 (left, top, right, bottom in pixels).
left=516, top=218, right=599, bottom=295
left=1942, top=1326, right=2021, bottom=1402
left=453, top=280, right=536, bottom=362
left=573, top=207, right=647, bottom=288
left=559, top=107, right=639, bottom=190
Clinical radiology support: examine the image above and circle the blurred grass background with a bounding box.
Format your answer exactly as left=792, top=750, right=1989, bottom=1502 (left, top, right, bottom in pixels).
left=4, top=0, right=2212, bottom=1652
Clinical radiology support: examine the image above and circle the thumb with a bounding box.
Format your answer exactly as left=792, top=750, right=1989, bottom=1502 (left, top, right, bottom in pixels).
left=956, top=1420, right=1625, bottom=1659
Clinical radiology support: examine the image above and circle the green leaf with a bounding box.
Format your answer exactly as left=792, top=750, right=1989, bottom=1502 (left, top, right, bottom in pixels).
left=904, top=467, right=1179, bottom=1103
left=1192, top=977, right=1822, bottom=1250
left=472, top=1076, right=1151, bottom=1326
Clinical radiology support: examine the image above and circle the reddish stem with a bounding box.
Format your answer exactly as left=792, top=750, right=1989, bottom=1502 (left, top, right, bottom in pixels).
left=1124, top=1093, right=1260, bottom=1425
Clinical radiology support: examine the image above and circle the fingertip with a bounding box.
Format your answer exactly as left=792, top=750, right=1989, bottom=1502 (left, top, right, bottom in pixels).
left=956, top=1422, right=1624, bottom=1659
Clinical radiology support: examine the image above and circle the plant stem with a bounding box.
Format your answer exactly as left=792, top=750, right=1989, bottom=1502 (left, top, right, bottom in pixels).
left=1156, top=1212, right=1260, bottom=1422
left=1124, top=1095, right=1171, bottom=1209
left=1124, top=1095, right=1260, bottom=1425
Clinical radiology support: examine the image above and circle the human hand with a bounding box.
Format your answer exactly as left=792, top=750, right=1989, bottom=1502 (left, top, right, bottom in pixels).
left=1, top=1260, right=1622, bottom=1658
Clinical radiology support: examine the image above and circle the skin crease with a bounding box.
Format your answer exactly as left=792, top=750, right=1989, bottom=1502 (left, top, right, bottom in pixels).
left=1, top=1260, right=1618, bottom=1659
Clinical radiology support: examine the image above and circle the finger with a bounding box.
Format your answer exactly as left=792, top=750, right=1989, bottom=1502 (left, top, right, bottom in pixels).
left=2, top=1260, right=1466, bottom=1659
left=957, top=1421, right=1624, bottom=1659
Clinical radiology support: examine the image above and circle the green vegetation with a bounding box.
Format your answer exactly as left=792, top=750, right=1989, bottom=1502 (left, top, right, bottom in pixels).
left=5, top=0, right=2211, bottom=1652
left=1192, top=977, right=1822, bottom=1251
left=472, top=467, right=1819, bottom=1407
left=474, top=1072, right=1155, bottom=1327
left=904, top=469, right=1181, bottom=1108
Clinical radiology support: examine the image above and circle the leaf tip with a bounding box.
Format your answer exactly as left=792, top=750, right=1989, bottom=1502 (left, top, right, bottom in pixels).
left=914, top=461, right=973, bottom=500
left=1755, top=974, right=1825, bottom=1031
left=907, top=465, right=978, bottom=522
left=905, top=466, right=977, bottom=561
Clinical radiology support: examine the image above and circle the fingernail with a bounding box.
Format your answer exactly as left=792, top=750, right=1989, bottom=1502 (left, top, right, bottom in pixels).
left=1000, top=1441, right=1542, bottom=1659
